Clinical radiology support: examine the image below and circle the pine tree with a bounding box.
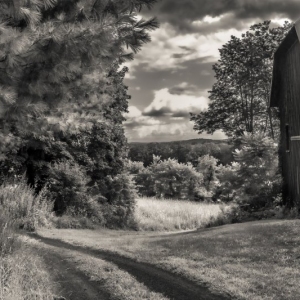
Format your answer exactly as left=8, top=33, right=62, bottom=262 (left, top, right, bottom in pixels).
left=0, top=0, right=159, bottom=224
left=0, top=0, right=158, bottom=157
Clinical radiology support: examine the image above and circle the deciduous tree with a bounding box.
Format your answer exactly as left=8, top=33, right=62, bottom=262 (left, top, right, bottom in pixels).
left=191, top=21, right=291, bottom=139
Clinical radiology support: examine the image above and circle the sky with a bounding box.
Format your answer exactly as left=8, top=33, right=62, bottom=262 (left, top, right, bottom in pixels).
left=123, top=0, right=300, bottom=143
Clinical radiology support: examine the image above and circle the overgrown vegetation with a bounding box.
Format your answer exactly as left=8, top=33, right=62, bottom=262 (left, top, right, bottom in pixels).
left=0, top=182, right=54, bottom=299
left=0, top=0, right=158, bottom=227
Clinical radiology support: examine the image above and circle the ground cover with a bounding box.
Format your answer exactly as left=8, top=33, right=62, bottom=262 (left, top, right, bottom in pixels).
left=135, top=197, right=229, bottom=231
left=38, top=219, right=300, bottom=300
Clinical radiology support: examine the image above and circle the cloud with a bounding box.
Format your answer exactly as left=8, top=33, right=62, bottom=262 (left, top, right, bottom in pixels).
left=142, top=0, right=298, bottom=34
left=124, top=21, right=251, bottom=74
left=168, top=82, right=200, bottom=96
left=143, top=88, right=208, bottom=118
left=123, top=88, right=221, bottom=142
left=124, top=106, right=162, bottom=128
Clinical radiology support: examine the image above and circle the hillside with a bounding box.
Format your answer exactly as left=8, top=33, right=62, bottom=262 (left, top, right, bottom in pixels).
left=130, top=138, right=229, bottom=146
left=128, top=138, right=234, bottom=166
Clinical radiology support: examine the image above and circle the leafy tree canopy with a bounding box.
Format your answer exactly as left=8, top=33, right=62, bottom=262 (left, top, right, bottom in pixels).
left=191, top=21, right=291, bottom=139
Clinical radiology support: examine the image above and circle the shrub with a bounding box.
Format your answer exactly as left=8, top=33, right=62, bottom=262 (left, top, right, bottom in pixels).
left=214, top=133, right=282, bottom=210
left=98, top=173, right=137, bottom=228
left=233, top=133, right=281, bottom=209
left=214, top=162, right=242, bottom=202
left=134, top=156, right=206, bottom=200
left=45, top=161, right=89, bottom=212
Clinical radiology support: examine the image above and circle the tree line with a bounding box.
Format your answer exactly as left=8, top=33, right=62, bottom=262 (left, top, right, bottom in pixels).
left=0, top=1, right=294, bottom=228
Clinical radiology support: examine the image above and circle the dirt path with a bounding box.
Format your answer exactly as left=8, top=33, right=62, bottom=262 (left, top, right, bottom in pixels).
left=29, top=233, right=232, bottom=300
left=34, top=246, right=111, bottom=300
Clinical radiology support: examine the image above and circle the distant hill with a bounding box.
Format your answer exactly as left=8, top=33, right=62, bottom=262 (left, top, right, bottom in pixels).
left=128, top=139, right=233, bottom=166
left=130, top=138, right=229, bottom=146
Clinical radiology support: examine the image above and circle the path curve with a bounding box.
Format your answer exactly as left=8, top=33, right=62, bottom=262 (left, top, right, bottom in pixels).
left=29, top=233, right=232, bottom=300
left=38, top=247, right=111, bottom=300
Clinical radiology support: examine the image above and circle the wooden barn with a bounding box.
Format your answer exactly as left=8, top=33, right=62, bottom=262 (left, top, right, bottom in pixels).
left=270, top=20, right=300, bottom=208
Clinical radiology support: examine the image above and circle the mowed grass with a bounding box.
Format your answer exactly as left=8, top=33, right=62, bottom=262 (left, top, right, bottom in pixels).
left=39, top=219, right=300, bottom=300
left=135, top=197, right=228, bottom=231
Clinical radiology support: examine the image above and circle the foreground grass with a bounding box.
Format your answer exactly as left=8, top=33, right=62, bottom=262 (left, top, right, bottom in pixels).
left=0, top=225, right=54, bottom=300
left=39, top=219, right=300, bottom=300
left=135, top=197, right=229, bottom=231
left=0, top=180, right=55, bottom=300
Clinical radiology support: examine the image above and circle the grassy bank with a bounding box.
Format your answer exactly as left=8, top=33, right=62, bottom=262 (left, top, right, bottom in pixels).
left=0, top=222, right=54, bottom=299
left=0, top=180, right=55, bottom=300
left=134, top=197, right=230, bottom=231
left=39, top=219, right=300, bottom=300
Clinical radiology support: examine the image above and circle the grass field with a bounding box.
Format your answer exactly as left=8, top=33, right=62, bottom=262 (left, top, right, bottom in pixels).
left=39, top=219, right=300, bottom=300
left=134, top=197, right=230, bottom=231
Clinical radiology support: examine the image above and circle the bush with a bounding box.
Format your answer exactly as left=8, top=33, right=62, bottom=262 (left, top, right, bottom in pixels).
left=46, top=160, right=89, bottom=215
left=214, top=162, right=241, bottom=202
left=98, top=173, right=137, bottom=228
left=214, top=133, right=282, bottom=210
left=0, top=178, right=53, bottom=231
left=233, top=133, right=281, bottom=209
left=134, top=156, right=207, bottom=200
left=45, top=160, right=104, bottom=224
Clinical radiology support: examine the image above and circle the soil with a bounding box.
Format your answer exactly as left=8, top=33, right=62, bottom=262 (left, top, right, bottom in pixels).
left=29, top=233, right=232, bottom=300
left=34, top=247, right=111, bottom=300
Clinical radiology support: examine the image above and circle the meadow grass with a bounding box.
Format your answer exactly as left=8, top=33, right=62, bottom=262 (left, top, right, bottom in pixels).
left=134, top=197, right=230, bottom=231
left=40, top=219, right=300, bottom=300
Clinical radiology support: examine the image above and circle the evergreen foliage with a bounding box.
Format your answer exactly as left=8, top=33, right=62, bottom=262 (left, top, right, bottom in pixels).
left=0, top=0, right=159, bottom=226
left=214, top=133, right=281, bottom=209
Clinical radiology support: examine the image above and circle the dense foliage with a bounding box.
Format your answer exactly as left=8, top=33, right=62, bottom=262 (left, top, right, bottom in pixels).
left=128, top=156, right=207, bottom=200
left=191, top=21, right=291, bottom=139
left=128, top=139, right=233, bottom=167
left=214, top=134, right=281, bottom=209
left=0, top=0, right=158, bottom=226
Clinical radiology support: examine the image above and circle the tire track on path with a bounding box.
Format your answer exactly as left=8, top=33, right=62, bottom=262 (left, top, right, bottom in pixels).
left=37, top=247, right=111, bottom=300
left=29, top=233, right=232, bottom=300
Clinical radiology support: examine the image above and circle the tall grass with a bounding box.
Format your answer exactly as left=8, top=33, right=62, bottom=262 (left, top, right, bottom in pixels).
left=135, top=197, right=232, bottom=231
left=0, top=178, right=53, bottom=231
left=0, top=179, right=55, bottom=299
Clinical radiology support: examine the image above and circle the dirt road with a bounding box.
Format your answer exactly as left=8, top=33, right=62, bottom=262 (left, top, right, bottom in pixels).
left=30, top=233, right=232, bottom=300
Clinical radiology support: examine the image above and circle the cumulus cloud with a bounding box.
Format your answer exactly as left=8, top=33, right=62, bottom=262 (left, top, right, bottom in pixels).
left=123, top=106, right=162, bottom=129
left=123, top=88, right=224, bottom=142
left=122, top=1, right=297, bottom=143
left=125, top=21, right=252, bottom=74
left=143, top=88, right=208, bottom=118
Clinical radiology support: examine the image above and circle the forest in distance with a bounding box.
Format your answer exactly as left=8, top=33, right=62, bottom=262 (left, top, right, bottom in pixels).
left=128, top=138, right=234, bottom=166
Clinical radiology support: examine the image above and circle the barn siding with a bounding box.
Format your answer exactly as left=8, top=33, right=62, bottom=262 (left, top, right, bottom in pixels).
left=279, top=40, right=300, bottom=207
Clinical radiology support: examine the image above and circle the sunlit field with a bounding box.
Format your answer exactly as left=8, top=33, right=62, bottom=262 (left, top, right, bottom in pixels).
left=134, top=197, right=229, bottom=231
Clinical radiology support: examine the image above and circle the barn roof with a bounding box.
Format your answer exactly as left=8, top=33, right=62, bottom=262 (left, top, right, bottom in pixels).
left=270, top=19, right=300, bottom=107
